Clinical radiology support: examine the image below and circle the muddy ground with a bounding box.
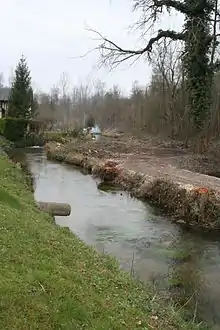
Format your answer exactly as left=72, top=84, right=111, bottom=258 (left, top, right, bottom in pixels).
left=63, top=134, right=220, bottom=191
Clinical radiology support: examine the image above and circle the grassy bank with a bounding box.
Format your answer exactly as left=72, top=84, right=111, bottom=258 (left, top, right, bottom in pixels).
left=13, top=132, right=45, bottom=148
left=0, top=135, right=14, bottom=153
left=0, top=132, right=45, bottom=150
left=0, top=155, right=208, bottom=329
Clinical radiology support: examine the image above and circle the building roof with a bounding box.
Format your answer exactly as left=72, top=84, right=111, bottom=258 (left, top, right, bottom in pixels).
left=0, top=87, right=10, bottom=101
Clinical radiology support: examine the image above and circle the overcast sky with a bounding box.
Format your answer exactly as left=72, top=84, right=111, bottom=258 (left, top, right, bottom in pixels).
left=1, top=0, right=184, bottom=94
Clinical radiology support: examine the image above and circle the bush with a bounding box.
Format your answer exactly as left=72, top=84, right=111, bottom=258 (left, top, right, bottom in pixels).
left=14, top=133, right=45, bottom=148
left=0, top=136, right=14, bottom=153
left=44, top=131, right=65, bottom=143
left=0, top=118, right=6, bottom=136
left=44, top=128, right=83, bottom=143
left=0, top=118, right=28, bottom=141
left=62, top=127, right=83, bottom=138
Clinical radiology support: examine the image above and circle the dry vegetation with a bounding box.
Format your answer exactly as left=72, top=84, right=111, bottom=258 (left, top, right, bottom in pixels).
left=36, top=41, right=220, bottom=155
left=37, top=34, right=220, bottom=231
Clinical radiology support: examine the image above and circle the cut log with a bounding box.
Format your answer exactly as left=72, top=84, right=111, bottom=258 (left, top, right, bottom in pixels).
left=37, top=201, right=71, bottom=216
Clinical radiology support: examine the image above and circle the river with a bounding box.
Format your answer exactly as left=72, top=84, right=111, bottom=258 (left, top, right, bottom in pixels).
left=10, top=147, right=220, bottom=328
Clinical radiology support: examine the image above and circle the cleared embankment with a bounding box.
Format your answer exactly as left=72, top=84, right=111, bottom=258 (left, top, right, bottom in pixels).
left=46, top=140, right=220, bottom=230
left=0, top=153, right=208, bottom=329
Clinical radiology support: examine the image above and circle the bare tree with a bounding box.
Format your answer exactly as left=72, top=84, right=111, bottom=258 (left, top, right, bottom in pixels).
left=36, top=86, right=60, bottom=127
left=151, top=40, right=184, bottom=139
left=36, top=92, right=56, bottom=126
left=59, top=72, right=72, bottom=127
left=89, top=1, right=219, bottom=66
left=0, top=73, right=4, bottom=87
left=87, top=0, right=186, bottom=68
left=71, top=84, right=91, bottom=126
left=88, top=0, right=220, bottom=137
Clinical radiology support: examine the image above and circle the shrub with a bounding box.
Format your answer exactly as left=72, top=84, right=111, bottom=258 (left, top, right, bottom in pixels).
left=0, top=118, right=6, bottom=136
left=44, top=131, right=65, bottom=143
left=0, top=118, right=28, bottom=141
left=14, top=133, right=45, bottom=148
left=44, top=128, right=83, bottom=143
left=0, top=136, right=14, bottom=153
left=62, top=127, right=83, bottom=138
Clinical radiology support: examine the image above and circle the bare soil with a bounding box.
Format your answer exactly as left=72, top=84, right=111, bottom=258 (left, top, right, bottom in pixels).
left=47, top=137, right=220, bottom=228
left=68, top=135, right=220, bottom=191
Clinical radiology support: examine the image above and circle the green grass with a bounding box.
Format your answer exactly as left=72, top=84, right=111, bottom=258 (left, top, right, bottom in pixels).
left=0, top=154, right=209, bottom=330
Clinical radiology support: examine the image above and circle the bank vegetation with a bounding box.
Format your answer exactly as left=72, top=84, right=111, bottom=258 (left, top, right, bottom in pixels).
left=0, top=153, right=208, bottom=329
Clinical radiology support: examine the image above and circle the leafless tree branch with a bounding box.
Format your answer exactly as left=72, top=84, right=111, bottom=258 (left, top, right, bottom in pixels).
left=87, top=28, right=185, bottom=68
left=130, top=0, right=187, bottom=41
left=134, top=0, right=188, bottom=14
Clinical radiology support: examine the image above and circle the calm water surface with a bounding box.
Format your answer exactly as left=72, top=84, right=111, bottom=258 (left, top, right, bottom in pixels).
left=11, top=147, right=220, bottom=328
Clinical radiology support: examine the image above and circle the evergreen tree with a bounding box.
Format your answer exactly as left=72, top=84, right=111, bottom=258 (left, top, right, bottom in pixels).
left=8, top=55, right=37, bottom=119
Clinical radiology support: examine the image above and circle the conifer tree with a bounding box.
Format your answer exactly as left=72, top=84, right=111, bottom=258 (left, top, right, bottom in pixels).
left=8, top=55, right=37, bottom=119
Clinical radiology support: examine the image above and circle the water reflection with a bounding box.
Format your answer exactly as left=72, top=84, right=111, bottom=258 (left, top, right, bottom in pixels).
left=13, top=147, right=220, bottom=327
left=167, top=234, right=220, bottom=325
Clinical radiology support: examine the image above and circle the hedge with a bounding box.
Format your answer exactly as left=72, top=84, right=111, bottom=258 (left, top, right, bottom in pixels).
left=0, top=118, right=29, bottom=141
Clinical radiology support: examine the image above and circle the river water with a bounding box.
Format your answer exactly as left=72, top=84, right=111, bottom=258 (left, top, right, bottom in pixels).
left=11, top=147, right=220, bottom=328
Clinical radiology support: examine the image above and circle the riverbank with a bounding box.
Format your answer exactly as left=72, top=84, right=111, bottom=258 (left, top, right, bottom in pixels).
left=0, top=153, right=205, bottom=329
left=46, top=139, right=220, bottom=230
left=0, top=135, right=14, bottom=153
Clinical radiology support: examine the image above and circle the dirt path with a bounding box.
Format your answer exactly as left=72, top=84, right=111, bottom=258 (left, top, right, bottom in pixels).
left=121, top=153, right=220, bottom=191
left=66, top=135, right=220, bottom=192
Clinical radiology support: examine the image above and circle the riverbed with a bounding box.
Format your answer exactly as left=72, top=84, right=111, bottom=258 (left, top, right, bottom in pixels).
left=11, top=147, right=220, bottom=328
